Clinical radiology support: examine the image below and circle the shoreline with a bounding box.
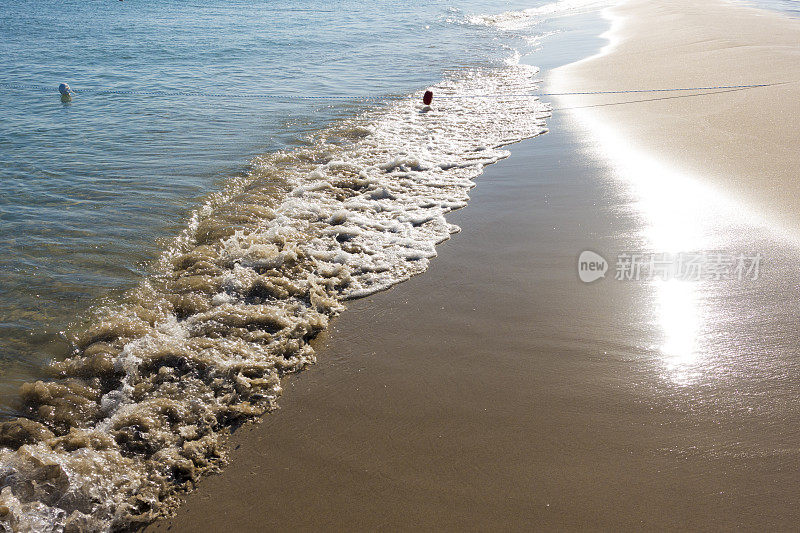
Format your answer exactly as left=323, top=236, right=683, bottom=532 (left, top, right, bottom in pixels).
left=146, top=120, right=662, bottom=532
left=144, top=11, right=617, bottom=532
left=147, top=1, right=800, bottom=530
left=1, top=9, right=554, bottom=531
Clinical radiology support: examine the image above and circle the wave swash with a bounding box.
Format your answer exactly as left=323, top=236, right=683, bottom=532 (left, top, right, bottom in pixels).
left=0, top=62, right=549, bottom=531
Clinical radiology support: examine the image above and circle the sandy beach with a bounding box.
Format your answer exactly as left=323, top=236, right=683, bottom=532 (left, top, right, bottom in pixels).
left=552, top=0, right=800, bottom=231
left=147, top=1, right=800, bottom=530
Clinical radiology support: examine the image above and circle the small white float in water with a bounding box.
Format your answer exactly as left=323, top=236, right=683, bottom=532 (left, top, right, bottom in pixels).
left=59, top=83, right=73, bottom=102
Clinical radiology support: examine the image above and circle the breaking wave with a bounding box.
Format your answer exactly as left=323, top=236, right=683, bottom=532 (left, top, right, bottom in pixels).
left=467, top=0, right=609, bottom=30
left=0, top=61, right=550, bottom=531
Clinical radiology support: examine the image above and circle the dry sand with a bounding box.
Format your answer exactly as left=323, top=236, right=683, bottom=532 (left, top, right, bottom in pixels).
left=145, top=1, right=800, bottom=530
left=552, top=0, right=800, bottom=231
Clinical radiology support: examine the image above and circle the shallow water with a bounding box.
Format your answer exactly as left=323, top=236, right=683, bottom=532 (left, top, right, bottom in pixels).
left=0, top=0, right=568, bottom=414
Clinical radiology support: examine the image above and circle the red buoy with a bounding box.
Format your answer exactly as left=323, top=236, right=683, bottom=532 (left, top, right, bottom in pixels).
left=423, top=90, right=433, bottom=106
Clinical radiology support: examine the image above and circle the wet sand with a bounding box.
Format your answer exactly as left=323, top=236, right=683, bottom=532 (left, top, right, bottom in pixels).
left=147, top=2, right=800, bottom=530
left=147, top=115, right=800, bottom=530
left=146, top=112, right=800, bottom=530
left=147, top=117, right=674, bottom=532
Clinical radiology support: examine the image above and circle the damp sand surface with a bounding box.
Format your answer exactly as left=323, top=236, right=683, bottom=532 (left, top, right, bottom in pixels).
left=146, top=120, right=800, bottom=531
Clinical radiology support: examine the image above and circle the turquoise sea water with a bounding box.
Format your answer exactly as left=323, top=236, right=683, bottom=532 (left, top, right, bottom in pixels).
left=0, top=0, right=549, bottom=413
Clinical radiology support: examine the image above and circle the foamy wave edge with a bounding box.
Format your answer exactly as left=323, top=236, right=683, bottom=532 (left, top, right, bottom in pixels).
left=468, top=0, right=609, bottom=30
left=0, top=63, right=549, bottom=532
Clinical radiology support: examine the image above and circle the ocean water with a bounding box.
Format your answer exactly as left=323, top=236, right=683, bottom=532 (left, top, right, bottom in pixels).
left=0, top=0, right=535, bottom=414
left=0, top=0, right=613, bottom=529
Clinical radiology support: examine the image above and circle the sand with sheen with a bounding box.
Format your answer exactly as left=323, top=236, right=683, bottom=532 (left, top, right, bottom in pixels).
left=552, top=0, right=800, bottom=230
